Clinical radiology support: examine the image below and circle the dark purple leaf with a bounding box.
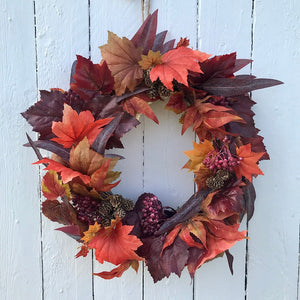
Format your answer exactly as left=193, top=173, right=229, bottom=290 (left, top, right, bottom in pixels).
left=70, top=60, right=77, bottom=84
left=242, top=181, right=256, bottom=222
left=131, top=10, right=158, bottom=54
left=92, top=114, right=123, bottom=155
left=152, top=31, right=167, bottom=52
left=155, top=189, right=210, bottom=235
left=225, top=250, right=234, bottom=275
left=200, top=77, right=283, bottom=96
left=24, top=139, right=70, bottom=161
left=25, top=133, right=44, bottom=163
left=160, top=39, right=175, bottom=54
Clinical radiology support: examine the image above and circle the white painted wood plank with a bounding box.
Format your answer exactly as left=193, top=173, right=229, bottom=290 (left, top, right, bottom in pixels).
left=0, top=1, right=42, bottom=299
left=90, top=1, right=144, bottom=299
left=34, top=1, right=93, bottom=299
left=247, top=1, right=300, bottom=299
left=143, top=1, right=198, bottom=298
left=194, top=1, right=252, bottom=299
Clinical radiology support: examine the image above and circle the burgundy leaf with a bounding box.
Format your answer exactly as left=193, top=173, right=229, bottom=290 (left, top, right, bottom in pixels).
left=152, top=31, right=167, bottom=52
left=131, top=10, right=158, bottom=54
left=70, top=55, right=114, bottom=100
left=24, top=139, right=70, bottom=161
left=42, top=199, right=77, bottom=226
left=21, top=90, right=65, bottom=137
left=56, top=225, right=81, bottom=241
left=241, top=181, right=256, bottom=222
left=25, top=133, right=44, bottom=163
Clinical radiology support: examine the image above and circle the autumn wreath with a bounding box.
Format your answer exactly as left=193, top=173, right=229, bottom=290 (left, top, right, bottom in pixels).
left=22, top=10, right=282, bottom=282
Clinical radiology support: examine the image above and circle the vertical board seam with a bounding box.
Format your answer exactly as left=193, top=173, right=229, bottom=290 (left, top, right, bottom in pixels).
left=88, top=0, right=91, bottom=59
left=297, top=224, right=300, bottom=300
left=245, top=1, right=256, bottom=299
left=33, top=1, right=44, bottom=299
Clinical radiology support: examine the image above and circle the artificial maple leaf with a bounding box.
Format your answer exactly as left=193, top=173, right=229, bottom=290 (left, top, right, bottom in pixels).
left=150, top=47, right=211, bottom=90
left=181, top=101, right=244, bottom=140
left=183, top=140, right=214, bottom=172
left=138, top=50, right=162, bottom=70
left=100, top=31, right=144, bottom=95
left=70, top=55, right=114, bottom=100
left=94, top=260, right=139, bottom=279
left=194, top=166, right=213, bottom=191
left=35, top=157, right=91, bottom=184
left=21, top=90, right=66, bottom=137
left=81, top=222, right=101, bottom=243
left=164, top=92, right=188, bottom=114
left=35, top=138, right=121, bottom=191
left=88, top=218, right=143, bottom=265
left=76, top=244, right=90, bottom=258
left=42, top=199, right=77, bottom=226
left=42, top=170, right=71, bottom=200
left=123, top=95, right=159, bottom=123
left=52, top=104, right=113, bottom=148
left=176, top=37, right=190, bottom=48
left=234, top=144, right=264, bottom=182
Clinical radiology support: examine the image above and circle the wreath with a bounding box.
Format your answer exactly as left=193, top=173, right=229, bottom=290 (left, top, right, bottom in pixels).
left=22, top=10, right=282, bottom=282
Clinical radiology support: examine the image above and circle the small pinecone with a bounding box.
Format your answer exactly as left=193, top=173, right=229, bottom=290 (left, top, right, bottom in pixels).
left=98, top=201, right=113, bottom=216
left=114, top=207, right=126, bottom=218
left=146, top=86, right=159, bottom=99
left=138, top=193, right=163, bottom=236
left=121, top=198, right=135, bottom=211
left=158, top=84, right=171, bottom=98
left=109, top=194, right=123, bottom=208
left=101, top=217, right=112, bottom=227
left=206, top=169, right=231, bottom=190
left=144, top=69, right=153, bottom=87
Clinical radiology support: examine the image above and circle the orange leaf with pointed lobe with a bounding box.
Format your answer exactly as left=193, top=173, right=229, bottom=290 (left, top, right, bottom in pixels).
left=150, top=47, right=211, bottom=90
left=234, top=144, right=264, bottom=182
left=94, top=260, right=139, bottom=279
left=89, top=218, right=143, bottom=265
left=81, top=222, right=101, bottom=244
left=52, top=104, right=113, bottom=148
left=41, top=170, right=71, bottom=200
left=123, top=95, right=159, bottom=123
left=100, top=31, right=144, bottom=95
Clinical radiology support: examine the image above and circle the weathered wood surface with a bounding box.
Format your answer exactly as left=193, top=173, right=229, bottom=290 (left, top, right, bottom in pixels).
left=0, top=0, right=298, bottom=299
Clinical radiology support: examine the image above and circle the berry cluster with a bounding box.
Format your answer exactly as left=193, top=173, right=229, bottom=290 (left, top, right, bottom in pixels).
left=203, top=145, right=243, bottom=173
left=72, top=194, right=102, bottom=225
left=139, top=193, right=163, bottom=236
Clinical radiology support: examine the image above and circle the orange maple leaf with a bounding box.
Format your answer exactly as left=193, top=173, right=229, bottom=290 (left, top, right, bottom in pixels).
left=150, top=47, right=211, bottom=90
left=88, top=218, right=143, bottom=265
left=182, top=101, right=244, bottom=140
left=123, top=94, right=159, bottom=123
left=81, top=222, right=101, bottom=244
left=100, top=31, right=144, bottom=95
left=51, top=104, right=113, bottom=148
left=41, top=170, right=71, bottom=200
left=138, top=50, right=162, bottom=70
left=94, top=260, right=139, bottom=279
left=183, top=140, right=214, bottom=172
left=234, top=144, right=264, bottom=182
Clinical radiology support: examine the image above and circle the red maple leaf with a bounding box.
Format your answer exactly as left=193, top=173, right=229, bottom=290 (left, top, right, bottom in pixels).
left=182, top=101, right=244, bottom=140
left=234, top=144, right=265, bottom=182
left=150, top=47, right=211, bottom=90
left=51, top=104, right=113, bottom=148
left=70, top=55, right=114, bottom=100
left=88, top=218, right=143, bottom=265
left=123, top=94, right=158, bottom=123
